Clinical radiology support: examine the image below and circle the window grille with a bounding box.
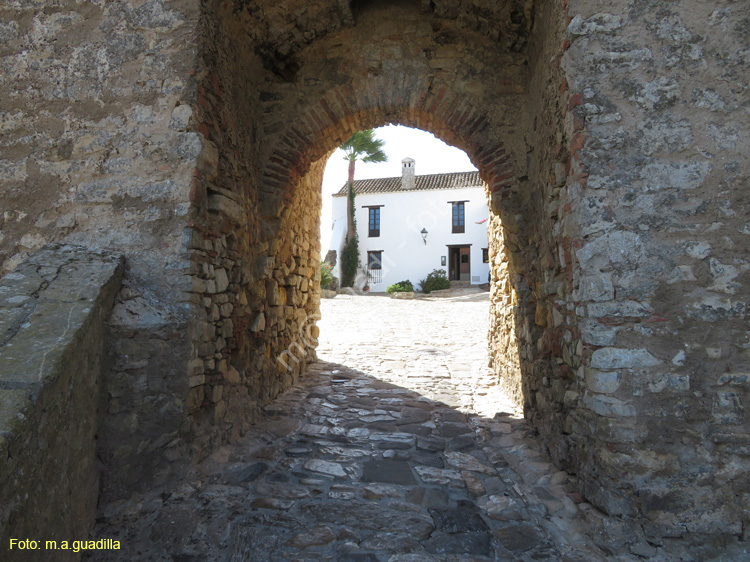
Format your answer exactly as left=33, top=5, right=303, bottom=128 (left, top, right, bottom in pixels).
left=366, top=251, right=383, bottom=284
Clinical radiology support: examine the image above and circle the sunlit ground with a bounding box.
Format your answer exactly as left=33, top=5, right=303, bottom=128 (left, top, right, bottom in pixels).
left=316, top=291, right=522, bottom=420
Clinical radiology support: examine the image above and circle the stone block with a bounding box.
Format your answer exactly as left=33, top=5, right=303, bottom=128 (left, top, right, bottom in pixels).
left=630, top=77, right=681, bottom=111
left=198, top=138, right=219, bottom=177
left=594, top=417, right=647, bottom=444
left=534, top=303, right=547, bottom=326
left=187, top=358, right=204, bottom=377
left=591, top=348, right=661, bottom=370
left=647, top=373, right=690, bottom=393
left=250, top=313, right=266, bottom=332
left=671, top=350, right=686, bottom=366
left=588, top=300, right=651, bottom=318
left=686, top=294, right=745, bottom=322
left=640, top=160, right=710, bottom=191
left=266, top=279, right=280, bottom=305
left=286, top=287, right=297, bottom=306
left=716, top=373, right=750, bottom=387
left=583, top=393, right=636, bottom=417
left=638, top=114, right=693, bottom=155
left=207, top=193, right=244, bottom=223
left=215, top=336, right=226, bottom=352
left=666, top=266, right=696, bottom=284
left=568, top=13, right=623, bottom=35
left=581, top=320, right=618, bottom=346
left=588, top=48, right=653, bottom=70
left=189, top=374, right=205, bottom=388
left=577, top=274, right=614, bottom=302
left=712, top=392, right=743, bottom=425
left=576, top=231, right=645, bottom=274
left=188, top=320, right=215, bottom=342
left=215, top=268, right=229, bottom=292
left=187, top=386, right=204, bottom=414
left=563, top=390, right=579, bottom=407
left=552, top=307, right=563, bottom=327
left=220, top=318, right=234, bottom=338
left=390, top=291, right=414, bottom=299
left=684, top=241, right=711, bottom=259
left=169, top=104, right=193, bottom=130
left=708, top=258, right=740, bottom=294
left=585, top=369, right=621, bottom=393
left=182, top=228, right=203, bottom=250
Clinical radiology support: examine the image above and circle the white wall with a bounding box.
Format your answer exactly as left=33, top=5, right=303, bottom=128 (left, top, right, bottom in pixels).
left=330, top=186, right=490, bottom=290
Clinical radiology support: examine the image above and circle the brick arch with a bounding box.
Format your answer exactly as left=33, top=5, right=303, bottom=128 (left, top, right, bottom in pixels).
left=260, top=77, right=516, bottom=219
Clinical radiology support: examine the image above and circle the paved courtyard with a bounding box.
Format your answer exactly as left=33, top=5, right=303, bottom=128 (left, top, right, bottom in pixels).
left=88, top=292, right=659, bottom=561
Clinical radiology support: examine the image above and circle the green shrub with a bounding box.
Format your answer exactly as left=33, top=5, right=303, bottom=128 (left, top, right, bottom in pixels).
left=340, top=236, right=359, bottom=287
left=386, top=280, right=413, bottom=294
left=320, top=261, right=334, bottom=289
left=419, top=269, right=451, bottom=294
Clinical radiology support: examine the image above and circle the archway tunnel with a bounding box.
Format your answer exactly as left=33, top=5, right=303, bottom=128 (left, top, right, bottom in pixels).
left=161, top=0, right=746, bottom=542
left=169, top=0, right=584, bottom=518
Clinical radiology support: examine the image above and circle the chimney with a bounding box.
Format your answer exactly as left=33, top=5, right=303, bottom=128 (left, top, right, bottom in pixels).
left=401, top=157, right=415, bottom=190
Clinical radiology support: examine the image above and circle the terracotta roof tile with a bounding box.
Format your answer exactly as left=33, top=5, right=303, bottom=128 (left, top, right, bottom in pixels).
left=333, top=171, right=482, bottom=196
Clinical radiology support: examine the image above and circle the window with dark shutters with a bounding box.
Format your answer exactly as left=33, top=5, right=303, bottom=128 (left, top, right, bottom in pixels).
left=451, top=201, right=465, bottom=233
left=368, top=207, right=380, bottom=237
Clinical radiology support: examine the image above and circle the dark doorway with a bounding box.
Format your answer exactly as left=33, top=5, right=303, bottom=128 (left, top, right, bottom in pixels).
left=448, top=245, right=471, bottom=282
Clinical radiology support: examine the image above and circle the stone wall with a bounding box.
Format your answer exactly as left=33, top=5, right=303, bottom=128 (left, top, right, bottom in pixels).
left=496, top=0, right=750, bottom=549
left=486, top=213, right=523, bottom=406
left=0, top=0, right=205, bottom=500
left=0, top=246, right=122, bottom=561
left=178, top=8, right=323, bottom=458
left=514, top=0, right=580, bottom=491
left=569, top=1, right=748, bottom=544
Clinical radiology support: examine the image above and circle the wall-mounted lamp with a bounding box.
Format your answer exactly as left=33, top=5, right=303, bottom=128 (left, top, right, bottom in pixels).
left=420, top=228, right=428, bottom=245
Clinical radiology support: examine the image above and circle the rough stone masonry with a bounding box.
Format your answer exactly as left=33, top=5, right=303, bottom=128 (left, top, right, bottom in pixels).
left=0, top=0, right=748, bottom=554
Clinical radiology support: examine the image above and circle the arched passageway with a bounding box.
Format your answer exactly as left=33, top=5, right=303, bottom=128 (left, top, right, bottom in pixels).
left=189, top=0, right=554, bottom=457
left=176, top=0, right=748, bottom=546
left=182, top=0, right=580, bottom=523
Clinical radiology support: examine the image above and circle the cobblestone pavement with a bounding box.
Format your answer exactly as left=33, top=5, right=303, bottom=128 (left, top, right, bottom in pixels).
left=89, top=292, right=651, bottom=561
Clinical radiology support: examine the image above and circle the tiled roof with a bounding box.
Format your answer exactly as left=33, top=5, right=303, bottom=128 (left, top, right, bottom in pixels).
left=333, top=170, right=482, bottom=196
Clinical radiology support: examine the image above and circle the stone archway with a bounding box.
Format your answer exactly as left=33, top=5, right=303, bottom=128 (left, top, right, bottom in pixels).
left=186, top=0, right=573, bottom=503
left=185, top=0, right=750, bottom=542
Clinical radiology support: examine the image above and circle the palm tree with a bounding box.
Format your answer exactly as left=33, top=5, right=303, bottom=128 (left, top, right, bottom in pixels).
left=340, top=130, right=387, bottom=240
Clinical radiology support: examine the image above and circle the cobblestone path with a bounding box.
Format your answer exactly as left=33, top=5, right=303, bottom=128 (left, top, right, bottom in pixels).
left=89, top=292, right=627, bottom=561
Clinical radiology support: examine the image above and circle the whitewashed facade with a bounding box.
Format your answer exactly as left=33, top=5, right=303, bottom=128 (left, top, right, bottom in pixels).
left=329, top=158, right=490, bottom=291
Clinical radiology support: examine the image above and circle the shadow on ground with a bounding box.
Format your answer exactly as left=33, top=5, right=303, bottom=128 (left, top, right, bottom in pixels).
left=85, top=361, right=608, bottom=562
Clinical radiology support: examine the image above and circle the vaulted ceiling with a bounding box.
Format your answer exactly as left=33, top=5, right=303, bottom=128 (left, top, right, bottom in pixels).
left=229, top=0, right=536, bottom=79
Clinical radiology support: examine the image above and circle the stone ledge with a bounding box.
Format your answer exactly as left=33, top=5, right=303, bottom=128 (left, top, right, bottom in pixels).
left=0, top=245, right=123, bottom=559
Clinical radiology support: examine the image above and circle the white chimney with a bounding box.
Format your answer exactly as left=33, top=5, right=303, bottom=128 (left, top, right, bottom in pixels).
left=401, top=157, right=415, bottom=190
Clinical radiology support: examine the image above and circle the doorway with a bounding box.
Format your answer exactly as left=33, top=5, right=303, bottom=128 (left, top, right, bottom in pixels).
left=448, top=245, right=471, bottom=282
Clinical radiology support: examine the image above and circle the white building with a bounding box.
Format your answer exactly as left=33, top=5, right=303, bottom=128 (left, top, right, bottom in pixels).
left=328, top=158, right=490, bottom=291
